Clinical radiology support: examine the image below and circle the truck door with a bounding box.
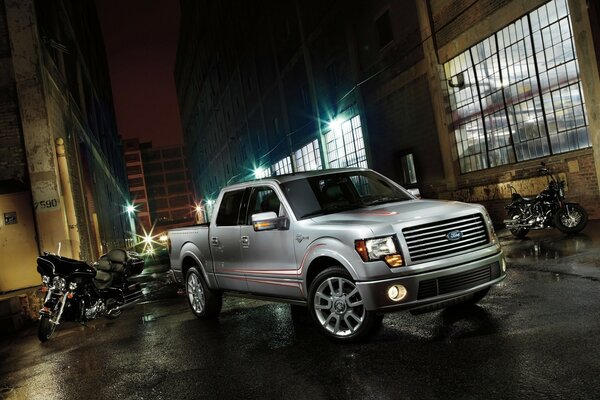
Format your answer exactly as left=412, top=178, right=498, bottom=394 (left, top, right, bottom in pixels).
left=240, top=185, right=302, bottom=299
left=211, top=188, right=248, bottom=291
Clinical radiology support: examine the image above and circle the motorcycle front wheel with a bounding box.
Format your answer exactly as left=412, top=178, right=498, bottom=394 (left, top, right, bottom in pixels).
left=508, top=210, right=530, bottom=238
left=38, top=316, right=56, bottom=342
left=554, top=204, right=588, bottom=234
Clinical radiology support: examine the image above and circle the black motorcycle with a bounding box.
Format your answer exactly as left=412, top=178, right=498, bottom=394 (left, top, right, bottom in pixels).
left=504, top=164, right=588, bottom=238
left=36, top=249, right=144, bottom=342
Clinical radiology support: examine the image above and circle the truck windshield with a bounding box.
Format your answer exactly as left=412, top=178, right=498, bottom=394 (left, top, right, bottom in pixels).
left=280, top=170, right=413, bottom=220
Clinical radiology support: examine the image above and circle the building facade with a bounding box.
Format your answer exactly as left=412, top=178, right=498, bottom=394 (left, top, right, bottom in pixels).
left=0, top=0, right=132, bottom=292
left=124, top=139, right=198, bottom=237
left=175, top=0, right=600, bottom=223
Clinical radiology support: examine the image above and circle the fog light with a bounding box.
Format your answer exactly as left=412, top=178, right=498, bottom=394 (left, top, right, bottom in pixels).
left=387, top=284, right=407, bottom=302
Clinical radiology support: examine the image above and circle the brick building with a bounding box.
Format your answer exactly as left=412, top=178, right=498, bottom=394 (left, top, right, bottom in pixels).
left=124, top=139, right=197, bottom=237
left=0, top=0, right=132, bottom=292
left=175, top=0, right=600, bottom=223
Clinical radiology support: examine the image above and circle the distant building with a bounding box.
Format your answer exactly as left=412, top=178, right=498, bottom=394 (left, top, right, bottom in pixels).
left=175, top=0, right=600, bottom=222
left=123, top=139, right=198, bottom=236
left=0, top=0, right=131, bottom=292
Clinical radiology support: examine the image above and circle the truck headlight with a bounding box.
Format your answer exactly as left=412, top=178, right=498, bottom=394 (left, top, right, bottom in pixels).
left=355, top=236, right=404, bottom=267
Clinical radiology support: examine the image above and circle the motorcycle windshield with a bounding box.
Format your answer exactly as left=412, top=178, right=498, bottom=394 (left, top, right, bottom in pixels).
left=37, top=254, right=96, bottom=278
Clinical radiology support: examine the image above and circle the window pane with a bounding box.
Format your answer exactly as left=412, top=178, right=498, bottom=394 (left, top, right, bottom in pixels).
left=216, top=190, right=245, bottom=226
left=325, top=114, right=367, bottom=168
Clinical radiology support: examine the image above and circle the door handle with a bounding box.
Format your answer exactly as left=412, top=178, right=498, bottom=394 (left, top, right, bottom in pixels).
left=210, top=237, right=220, bottom=247
left=241, top=236, right=249, bottom=248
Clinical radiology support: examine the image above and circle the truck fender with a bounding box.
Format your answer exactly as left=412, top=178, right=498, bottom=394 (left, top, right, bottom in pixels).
left=300, top=237, right=361, bottom=295
left=178, top=242, right=217, bottom=289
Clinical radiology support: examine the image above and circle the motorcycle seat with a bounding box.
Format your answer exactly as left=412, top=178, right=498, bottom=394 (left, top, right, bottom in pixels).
left=94, top=270, right=111, bottom=283
left=100, top=249, right=127, bottom=273
left=96, top=259, right=112, bottom=272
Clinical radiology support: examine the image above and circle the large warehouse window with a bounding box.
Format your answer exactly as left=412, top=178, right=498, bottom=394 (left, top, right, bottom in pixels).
left=272, top=156, right=293, bottom=176
left=295, top=139, right=322, bottom=172
left=444, top=0, right=589, bottom=173
left=326, top=115, right=368, bottom=169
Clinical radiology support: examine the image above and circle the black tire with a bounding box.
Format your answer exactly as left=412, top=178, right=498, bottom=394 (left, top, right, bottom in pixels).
left=308, top=266, right=379, bottom=343
left=186, top=267, right=222, bottom=319
left=507, top=210, right=529, bottom=238
left=554, top=204, right=588, bottom=234
left=38, top=316, right=56, bottom=343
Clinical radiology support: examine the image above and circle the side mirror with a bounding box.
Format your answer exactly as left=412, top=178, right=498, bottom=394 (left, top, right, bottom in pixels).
left=252, top=212, right=290, bottom=231
left=407, top=188, right=421, bottom=199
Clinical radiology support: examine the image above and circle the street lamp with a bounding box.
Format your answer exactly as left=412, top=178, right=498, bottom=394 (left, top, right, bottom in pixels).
left=124, top=203, right=137, bottom=249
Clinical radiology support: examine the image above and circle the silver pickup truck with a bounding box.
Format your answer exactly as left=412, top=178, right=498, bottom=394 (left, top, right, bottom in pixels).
left=168, top=168, right=506, bottom=342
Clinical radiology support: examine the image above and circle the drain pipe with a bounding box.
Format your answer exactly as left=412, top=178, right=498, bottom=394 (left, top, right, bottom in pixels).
left=55, top=137, right=81, bottom=259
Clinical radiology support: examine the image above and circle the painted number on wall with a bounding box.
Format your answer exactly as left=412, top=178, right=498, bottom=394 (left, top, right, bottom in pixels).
left=34, top=199, right=59, bottom=210
left=31, top=181, right=61, bottom=213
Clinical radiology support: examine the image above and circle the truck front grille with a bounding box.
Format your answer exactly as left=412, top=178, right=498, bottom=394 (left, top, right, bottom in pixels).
left=402, top=213, right=489, bottom=263
left=417, top=262, right=501, bottom=300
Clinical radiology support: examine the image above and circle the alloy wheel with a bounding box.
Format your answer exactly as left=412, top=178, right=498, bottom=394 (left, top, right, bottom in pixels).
left=187, top=272, right=206, bottom=314
left=312, top=276, right=365, bottom=337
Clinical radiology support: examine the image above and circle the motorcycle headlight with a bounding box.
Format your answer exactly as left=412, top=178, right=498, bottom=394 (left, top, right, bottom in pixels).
left=52, top=276, right=67, bottom=291
left=355, top=236, right=404, bottom=267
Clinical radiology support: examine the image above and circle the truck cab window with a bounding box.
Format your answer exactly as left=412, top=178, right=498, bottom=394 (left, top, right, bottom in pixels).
left=246, top=187, right=283, bottom=224
left=216, top=189, right=245, bottom=226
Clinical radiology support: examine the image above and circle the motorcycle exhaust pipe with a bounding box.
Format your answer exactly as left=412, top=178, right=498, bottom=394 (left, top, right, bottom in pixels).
left=503, top=219, right=534, bottom=229
left=106, top=290, right=145, bottom=316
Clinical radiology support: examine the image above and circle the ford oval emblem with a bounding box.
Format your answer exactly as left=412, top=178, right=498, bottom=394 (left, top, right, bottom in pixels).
left=446, top=230, right=463, bottom=241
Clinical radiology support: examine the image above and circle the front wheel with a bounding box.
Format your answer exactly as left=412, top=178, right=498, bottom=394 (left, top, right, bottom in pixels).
left=308, top=267, right=380, bottom=342
left=554, top=204, right=588, bottom=234
left=186, top=267, right=222, bottom=319
left=38, top=316, right=56, bottom=342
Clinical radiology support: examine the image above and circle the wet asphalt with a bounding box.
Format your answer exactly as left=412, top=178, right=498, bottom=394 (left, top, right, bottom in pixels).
left=2, top=223, right=600, bottom=399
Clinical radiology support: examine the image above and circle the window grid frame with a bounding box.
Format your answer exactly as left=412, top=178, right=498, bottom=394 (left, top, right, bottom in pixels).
left=445, top=0, right=589, bottom=173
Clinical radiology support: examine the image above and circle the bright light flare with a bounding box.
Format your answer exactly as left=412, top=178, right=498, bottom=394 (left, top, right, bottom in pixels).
left=328, top=117, right=342, bottom=133
left=134, top=226, right=165, bottom=256
left=125, top=204, right=136, bottom=214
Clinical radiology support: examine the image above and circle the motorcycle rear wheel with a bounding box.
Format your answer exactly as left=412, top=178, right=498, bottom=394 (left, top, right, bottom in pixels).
left=554, top=204, right=588, bottom=234
left=508, top=210, right=530, bottom=238
left=38, top=316, right=56, bottom=342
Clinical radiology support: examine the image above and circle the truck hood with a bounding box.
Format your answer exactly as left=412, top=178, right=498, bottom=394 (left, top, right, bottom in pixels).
left=309, top=199, right=484, bottom=227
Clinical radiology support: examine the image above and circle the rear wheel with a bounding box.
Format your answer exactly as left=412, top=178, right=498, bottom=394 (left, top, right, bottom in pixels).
left=308, top=266, right=379, bottom=342
left=507, top=210, right=529, bottom=238
left=38, top=316, right=56, bottom=343
left=186, top=267, right=222, bottom=319
left=554, top=204, right=588, bottom=234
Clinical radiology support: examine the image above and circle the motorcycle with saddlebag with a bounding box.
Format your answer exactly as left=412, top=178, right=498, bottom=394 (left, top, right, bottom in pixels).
left=37, top=248, right=144, bottom=342
left=504, top=163, right=588, bottom=238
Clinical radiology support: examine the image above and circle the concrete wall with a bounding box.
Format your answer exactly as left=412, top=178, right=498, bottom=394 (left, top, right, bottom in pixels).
left=0, top=191, right=39, bottom=292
